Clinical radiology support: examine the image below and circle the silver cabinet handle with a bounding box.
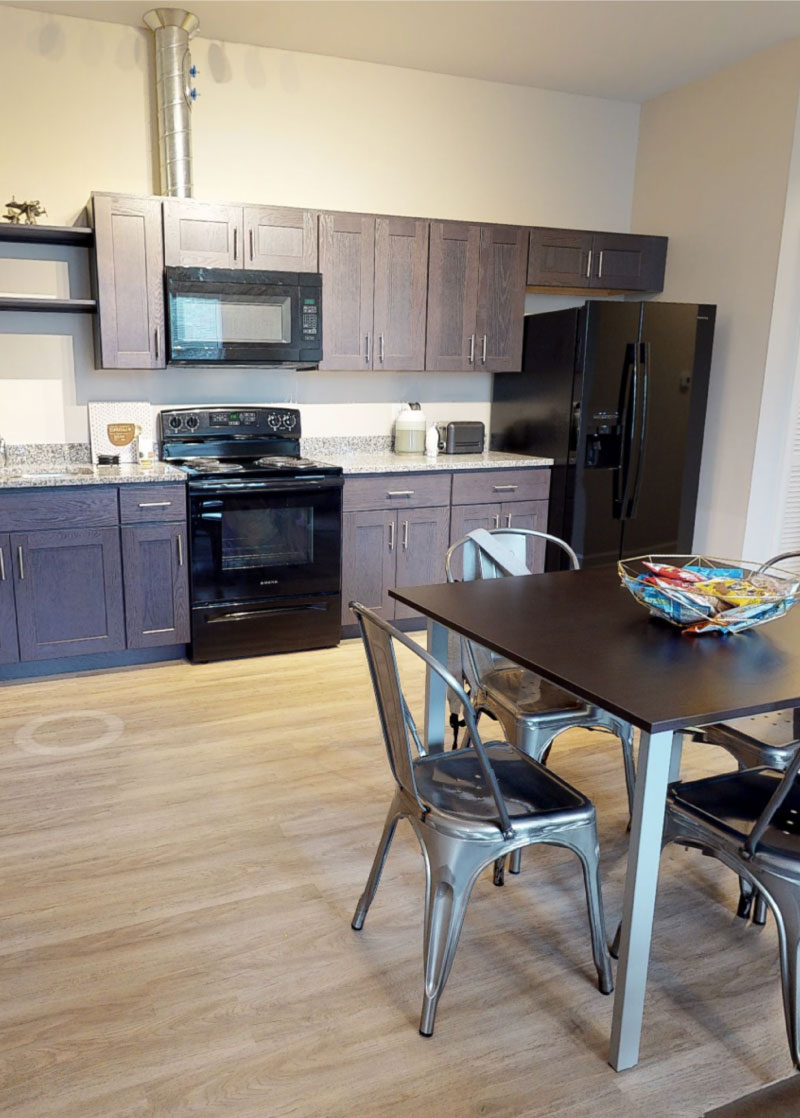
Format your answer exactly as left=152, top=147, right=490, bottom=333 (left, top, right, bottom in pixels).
left=598, top=250, right=604, bottom=279
left=0, top=547, right=5, bottom=581
left=379, top=334, right=385, bottom=364
left=481, top=334, right=487, bottom=365
left=249, top=229, right=254, bottom=261
left=402, top=520, right=409, bottom=550
left=388, top=521, right=395, bottom=551
left=586, top=249, right=593, bottom=279
left=138, top=501, right=171, bottom=508
left=177, top=532, right=184, bottom=567
left=492, top=484, right=518, bottom=492
left=17, top=545, right=24, bottom=580
left=365, top=333, right=371, bottom=365
left=505, top=513, right=512, bottom=527
left=468, top=334, right=475, bottom=364
left=492, top=513, right=500, bottom=529
left=233, top=227, right=238, bottom=262
left=154, top=329, right=159, bottom=361
left=387, top=490, right=415, bottom=497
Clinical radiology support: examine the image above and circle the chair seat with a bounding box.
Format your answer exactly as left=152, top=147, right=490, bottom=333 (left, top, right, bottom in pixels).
left=481, top=666, right=589, bottom=720
left=414, top=743, right=592, bottom=836
left=669, top=768, right=800, bottom=858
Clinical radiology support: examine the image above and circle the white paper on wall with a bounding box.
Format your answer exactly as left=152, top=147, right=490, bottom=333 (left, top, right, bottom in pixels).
left=88, top=401, right=153, bottom=463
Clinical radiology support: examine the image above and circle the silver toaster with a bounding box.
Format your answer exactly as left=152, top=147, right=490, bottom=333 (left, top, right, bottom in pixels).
left=437, top=421, right=485, bottom=455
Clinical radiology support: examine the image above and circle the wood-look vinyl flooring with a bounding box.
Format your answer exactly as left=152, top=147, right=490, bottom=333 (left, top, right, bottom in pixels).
left=0, top=638, right=793, bottom=1116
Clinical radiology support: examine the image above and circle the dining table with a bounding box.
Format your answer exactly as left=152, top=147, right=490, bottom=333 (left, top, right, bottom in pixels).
left=389, top=566, right=800, bottom=1071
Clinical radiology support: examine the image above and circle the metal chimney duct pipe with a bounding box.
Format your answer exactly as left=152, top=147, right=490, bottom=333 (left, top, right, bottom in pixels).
left=143, top=8, right=199, bottom=197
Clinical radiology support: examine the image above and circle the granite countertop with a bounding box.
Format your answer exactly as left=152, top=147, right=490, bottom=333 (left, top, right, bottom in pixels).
left=0, top=462, right=186, bottom=489
left=316, top=449, right=552, bottom=474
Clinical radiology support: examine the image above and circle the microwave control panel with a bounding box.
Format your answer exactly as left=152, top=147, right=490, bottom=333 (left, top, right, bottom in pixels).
left=300, top=291, right=320, bottom=345
left=159, top=407, right=301, bottom=438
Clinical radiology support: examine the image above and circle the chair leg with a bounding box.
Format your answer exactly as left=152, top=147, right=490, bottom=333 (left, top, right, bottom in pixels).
left=351, top=806, right=400, bottom=931
left=620, top=724, right=636, bottom=822
left=762, top=875, right=800, bottom=1069
left=492, top=856, right=506, bottom=887
left=737, top=877, right=754, bottom=920
left=753, top=890, right=769, bottom=926
left=508, top=848, right=522, bottom=875
left=419, top=848, right=482, bottom=1037
left=565, top=825, right=614, bottom=995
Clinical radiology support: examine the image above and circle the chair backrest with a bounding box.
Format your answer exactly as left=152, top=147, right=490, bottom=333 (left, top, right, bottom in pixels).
left=444, top=528, right=580, bottom=691
left=745, top=746, right=800, bottom=859
left=351, top=601, right=513, bottom=837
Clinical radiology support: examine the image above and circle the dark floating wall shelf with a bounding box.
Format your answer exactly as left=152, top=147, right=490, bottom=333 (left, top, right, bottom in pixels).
left=0, top=224, right=94, bottom=247
left=0, top=296, right=97, bottom=313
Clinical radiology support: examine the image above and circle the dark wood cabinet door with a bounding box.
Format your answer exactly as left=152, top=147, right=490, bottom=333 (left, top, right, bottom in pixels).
left=163, top=199, right=244, bottom=268
left=12, top=527, right=125, bottom=661
left=373, top=217, right=428, bottom=371
left=394, top=507, right=451, bottom=620
left=500, top=500, right=548, bottom=572
left=319, top=212, right=375, bottom=371
left=527, top=228, right=594, bottom=287
left=448, top=503, right=500, bottom=580
left=0, top=535, right=19, bottom=665
left=476, top=225, right=528, bottom=372
left=425, top=221, right=481, bottom=371
left=243, top=205, right=317, bottom=271
left=92, top=194, right=165, bottom=369
left=590, top=233, right=667, bottom=292
left=122, top=524, right=190, bottom=648
left=341, top=510, right=396, bottom=625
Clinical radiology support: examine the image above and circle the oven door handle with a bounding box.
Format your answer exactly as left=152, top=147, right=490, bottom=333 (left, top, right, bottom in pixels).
left=190, top=477, right=344, bottom=494
left=206, top=604, right=330, bottom=622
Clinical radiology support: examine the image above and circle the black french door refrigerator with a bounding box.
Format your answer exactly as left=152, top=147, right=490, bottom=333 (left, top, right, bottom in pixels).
left=490, top=301, right=716, bottom=568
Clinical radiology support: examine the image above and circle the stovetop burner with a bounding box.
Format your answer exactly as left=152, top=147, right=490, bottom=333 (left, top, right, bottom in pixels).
left=191, top=460, right=246, bottom=474
left=255, top=456, right=319, bottom=469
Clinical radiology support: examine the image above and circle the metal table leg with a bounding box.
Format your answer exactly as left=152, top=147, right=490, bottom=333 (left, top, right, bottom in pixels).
left=423, top=619, right=449, bottom=752
left=609, top=729, right=681, bottom=1070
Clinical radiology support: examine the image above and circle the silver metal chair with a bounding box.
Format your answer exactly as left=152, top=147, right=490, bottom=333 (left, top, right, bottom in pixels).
left=662, top=749, right=800, bottom=1069
left=350, top=601, right=613, bottom=1037
left=445, top=529, right=636, bottom=827
left=688, top=710, right=800, bottom=922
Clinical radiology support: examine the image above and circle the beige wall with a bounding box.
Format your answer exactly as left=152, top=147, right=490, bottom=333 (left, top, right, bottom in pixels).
left=0, top=5, right=641, bottom=443
left=631, top=37, right=800, bottom=557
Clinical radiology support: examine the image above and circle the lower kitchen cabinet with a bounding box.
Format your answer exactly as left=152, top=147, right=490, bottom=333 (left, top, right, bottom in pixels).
left=393, top=507, right=451, bottom=620
left=449, top=499, right=548, bottom=575
left=11, top=527, right=126, bottom=661
left=121, top=523, right=190, bottom=648
left=341, top=509, right=397, bottom=623
left=0, top=534, right=19, bottom=664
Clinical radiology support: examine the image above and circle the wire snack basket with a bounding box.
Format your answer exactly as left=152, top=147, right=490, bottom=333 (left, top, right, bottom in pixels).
left=618, top=552, right=800, bottom=634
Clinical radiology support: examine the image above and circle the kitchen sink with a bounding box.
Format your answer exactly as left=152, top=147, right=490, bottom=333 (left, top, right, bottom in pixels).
left=3, top=466, right=97, bottom=479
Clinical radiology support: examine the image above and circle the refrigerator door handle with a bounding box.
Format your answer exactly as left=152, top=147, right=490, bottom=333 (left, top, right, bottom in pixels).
left=613, top=343, right=638, bottom=519
left=626, top=342, right=650, bottom=519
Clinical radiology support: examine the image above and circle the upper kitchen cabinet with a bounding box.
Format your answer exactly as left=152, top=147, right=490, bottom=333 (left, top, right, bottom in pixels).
left=319, top=212, right=428, bottom=371
left=527, top=227, right=667, bottom=293
left=244, top=205, right=317, bottom=271
left=91, top=193, right=165, bottom=369
left=426, top=222, right=526, bottom=372
left=163, top=199, right=243, bottom=268
left=163, top=199, right=318, bottom=271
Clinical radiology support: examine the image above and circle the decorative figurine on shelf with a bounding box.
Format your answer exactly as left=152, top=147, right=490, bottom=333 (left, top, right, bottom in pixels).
left=3, top=197, right=47, bottom=224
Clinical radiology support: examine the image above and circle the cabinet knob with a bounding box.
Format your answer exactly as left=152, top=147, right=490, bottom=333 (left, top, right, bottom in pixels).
left=402, top=520, right=409, bottom=550
left=17, top=545, right=24, bottom=580
left=177, top=533, right=184, bottom=567
left=0, top=548, right=5, bottom=582
left=388, top=521, right=395, bottom=551
left=468, top=334, right=475, bottom=365
left=586, top=249, right=593, bottom=280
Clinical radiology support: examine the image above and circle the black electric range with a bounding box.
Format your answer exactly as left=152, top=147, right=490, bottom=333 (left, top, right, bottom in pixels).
left=159, top=407, right=343, bottom=662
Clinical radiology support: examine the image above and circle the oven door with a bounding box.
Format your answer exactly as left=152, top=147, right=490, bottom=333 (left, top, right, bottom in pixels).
left=189, top=478, right=342, bottom=604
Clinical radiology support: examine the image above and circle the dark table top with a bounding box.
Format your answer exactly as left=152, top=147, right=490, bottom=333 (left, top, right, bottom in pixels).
left=390, top=568, right=800, bottom=734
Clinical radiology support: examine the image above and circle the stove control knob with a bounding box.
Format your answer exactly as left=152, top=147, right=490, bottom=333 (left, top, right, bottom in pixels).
left=185, top=415, right=200, bottom=430
left=268, top=414, right=281, bottom=429
left=282, top=413, right=297, bottom=429
left=168, top=415, right=182, bottom=430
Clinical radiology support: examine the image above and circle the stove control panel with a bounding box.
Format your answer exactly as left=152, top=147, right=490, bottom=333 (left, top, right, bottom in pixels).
left=159, top=407, right=301, bottom=439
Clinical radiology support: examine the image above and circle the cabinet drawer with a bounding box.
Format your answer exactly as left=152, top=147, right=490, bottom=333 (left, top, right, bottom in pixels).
left=0, top=487, right=118, bottom=532
left=119, top=485, right=187, bottom=523
left=451, top=469, right=550, bottom=506
left=343, top=473, right=451, bottom=512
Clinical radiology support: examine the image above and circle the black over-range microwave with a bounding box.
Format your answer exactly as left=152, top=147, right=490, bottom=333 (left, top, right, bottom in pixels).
left=165, top=267, right=323, bottom=368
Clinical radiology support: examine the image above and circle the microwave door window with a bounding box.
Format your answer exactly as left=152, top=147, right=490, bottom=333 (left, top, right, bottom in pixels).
left=174, top=293, right=292, bottom=348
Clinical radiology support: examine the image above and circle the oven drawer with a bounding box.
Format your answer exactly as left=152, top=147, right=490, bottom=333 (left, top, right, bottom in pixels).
left=450, top=469, right=550, bottom=506
left=343, top=473, right=451, bottom=512
left=119, top=485, right=187, bottom=523
left=190, top=594, right=341, bottom=661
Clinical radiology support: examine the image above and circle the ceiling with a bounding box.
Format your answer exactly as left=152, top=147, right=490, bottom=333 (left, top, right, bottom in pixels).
left=4, top=0, right=800, bottom=102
